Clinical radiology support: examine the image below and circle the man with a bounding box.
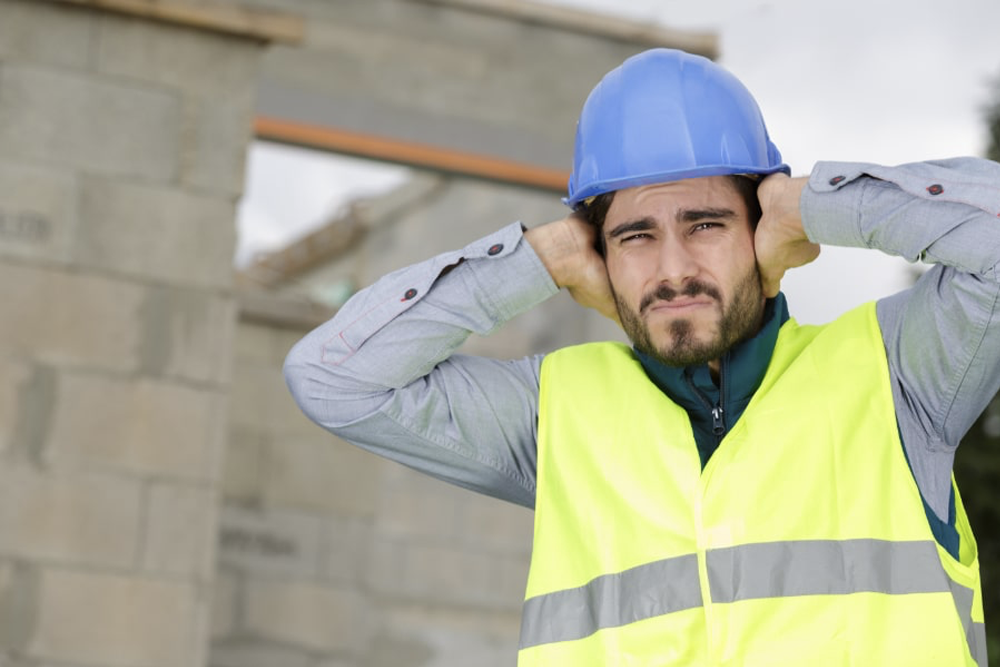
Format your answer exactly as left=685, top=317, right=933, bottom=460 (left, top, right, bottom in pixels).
left=285, top=49, right=999, bottom=665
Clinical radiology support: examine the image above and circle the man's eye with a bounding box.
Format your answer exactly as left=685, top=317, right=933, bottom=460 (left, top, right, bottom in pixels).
left=693, top=222, right=721, bottom=232
left=621, top=233, right=651, bottom=243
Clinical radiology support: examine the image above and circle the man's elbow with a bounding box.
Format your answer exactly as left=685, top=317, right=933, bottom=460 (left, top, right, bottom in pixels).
left=282, top=341, right=321, bottom=424
left=282, top=340, right=385, bottom=430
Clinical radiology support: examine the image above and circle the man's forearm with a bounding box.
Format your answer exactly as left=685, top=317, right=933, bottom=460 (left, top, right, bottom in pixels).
left=283, top=222, right=557, bottom=506
left=802, top=158, right=1000, bottom=273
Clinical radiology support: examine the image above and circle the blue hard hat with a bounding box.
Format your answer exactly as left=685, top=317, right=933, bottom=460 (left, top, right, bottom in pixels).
left=566, top=49, right=789, bottom=209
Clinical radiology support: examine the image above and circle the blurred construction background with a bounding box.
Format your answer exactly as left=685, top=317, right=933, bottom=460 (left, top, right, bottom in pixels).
left=0, top=1, right=997, bottom=666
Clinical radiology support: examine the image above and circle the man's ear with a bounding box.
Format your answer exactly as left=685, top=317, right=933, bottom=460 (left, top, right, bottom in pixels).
left=594, top=231, right=606, bottom=258
left=570, top=209, right=606, bottom=258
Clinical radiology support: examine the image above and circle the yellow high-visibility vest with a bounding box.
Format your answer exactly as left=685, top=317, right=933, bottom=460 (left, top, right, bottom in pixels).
left=522, top=303, right=984, bottom=666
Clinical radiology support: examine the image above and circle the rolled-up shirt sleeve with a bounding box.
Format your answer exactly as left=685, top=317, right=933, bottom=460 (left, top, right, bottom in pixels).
left=802, top=158, right=1000, bottom=520
left=283, top=222, right=558, bottom=507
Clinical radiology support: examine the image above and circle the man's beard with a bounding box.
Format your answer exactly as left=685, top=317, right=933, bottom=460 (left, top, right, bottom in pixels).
left=614, top=266, right=765, bottom=368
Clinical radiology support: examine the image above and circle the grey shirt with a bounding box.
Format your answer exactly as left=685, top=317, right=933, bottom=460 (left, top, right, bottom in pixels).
left=284, top=158, right=1000, bottom=523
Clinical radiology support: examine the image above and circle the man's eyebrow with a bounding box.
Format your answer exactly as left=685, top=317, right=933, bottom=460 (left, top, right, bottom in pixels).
left=677, top=207, right=738, bottom=223
left=607, top=217, right=656, bottom=239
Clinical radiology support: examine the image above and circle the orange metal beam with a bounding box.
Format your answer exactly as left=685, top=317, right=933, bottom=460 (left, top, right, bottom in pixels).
left=253, top=116, right=569, bottom=192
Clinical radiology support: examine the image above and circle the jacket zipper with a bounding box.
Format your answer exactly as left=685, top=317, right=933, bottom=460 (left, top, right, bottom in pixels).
left=683, top=356, right=728, bottom=438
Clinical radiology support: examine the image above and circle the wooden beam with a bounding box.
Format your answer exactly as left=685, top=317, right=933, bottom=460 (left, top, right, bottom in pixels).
left=253, top=116, right=570, bottom=192
left=51, top=0, right=303, bottom=43
left=238, top=212, right=366, bottom=289
left=236, top=288, right=335, bottom=330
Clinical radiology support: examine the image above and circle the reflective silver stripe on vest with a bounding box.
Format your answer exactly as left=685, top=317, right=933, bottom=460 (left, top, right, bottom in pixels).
left=947, top=576, right=987, bottom=666
left=707, top=539, right=950, bottom=602
left=971, top=622, right=987, bottom=666
left=519, top=554, right=702, bottom=649
left=707, top=539, right=984, bottom=664
left=521, top=539, right=977, bottom=656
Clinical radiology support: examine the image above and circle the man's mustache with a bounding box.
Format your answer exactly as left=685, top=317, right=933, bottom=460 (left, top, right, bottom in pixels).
left=639, top=281, right=722, bottom=314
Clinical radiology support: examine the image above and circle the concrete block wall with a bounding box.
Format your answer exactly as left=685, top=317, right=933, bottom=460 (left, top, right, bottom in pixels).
left=0, top=1, right=265, bottom=665
left=215, top=320, right=379, bottom=666
left=217, top=315, right=536, bottom=666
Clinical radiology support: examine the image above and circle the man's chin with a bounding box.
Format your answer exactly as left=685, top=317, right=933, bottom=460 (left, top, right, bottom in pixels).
left=642, top=332, right=723, bottom=368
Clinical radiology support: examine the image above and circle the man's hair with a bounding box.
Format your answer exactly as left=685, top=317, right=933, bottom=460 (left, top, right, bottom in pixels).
left=581, top=175, right=763, bottom=256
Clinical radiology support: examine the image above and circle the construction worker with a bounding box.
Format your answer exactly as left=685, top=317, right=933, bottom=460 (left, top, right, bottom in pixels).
left=284, top=49, right=998, bottom=665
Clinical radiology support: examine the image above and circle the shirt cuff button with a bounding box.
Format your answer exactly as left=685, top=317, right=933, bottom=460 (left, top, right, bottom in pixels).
left=403, top=288, right=418, bottom=301
left=829, top=175, right=846, bottom=186
left=487, top=243, right=504, bottom=256
left=927, top=184, right=944, bottom=195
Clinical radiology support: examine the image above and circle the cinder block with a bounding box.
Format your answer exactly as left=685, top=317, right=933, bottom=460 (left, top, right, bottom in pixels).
left=95, top=13, right=261, bottom=196
left=209, top=638, right=316, bottom=667
left=229, top=363, right=321, bottom=438
left=28, top=568, right=199, bottom=667
left=0, top=161, right=78, bottom=264
left=375, top=475, right=462, bottom=543
left=77, top=176, right=236, bottom=290
left=369, top=539, right=525, bottom=611
left=178, top=85, right=258, bottom=196
left=47, top=373, right=225, bottom=483
left=369, top=604, right=521, bottom=667
left=190, top=580, right=213, bottom=667
left=234, top=322, right=310, bottom=369
left=456, top=493, right=534, bottom=556
left=137, top=285, right=236, bottom=385
left=95, top=12, right=259, bottom=97
left=227, top=365, right=280, bottom=431
left=263, top=29, right=487, bottom=119
left=0, top=358, right=33, bottom=459
left=233, top=321, right=279, bottom=366
left=221, top=427, right=265, bottom=502
left=143, top=482, right=218, bottom=579
left=321, top=514, right=373, bottom=586
left=209, top=568, right=239, bottom=640
left=401, top=543, right=496, bottom=605
left=363, top=534, right=403, bottom=595
left=314, top=659, right=363, bottom=667
left=0, top=262, right=144, bottom=373
left=0, top=466, right=142, bottom=568
left=217, top=504, right=324, bottom=578
left=0, top=63, right=179, bottom=181
left=261, top=436, right=380, bottom=516
left=493, top=553, right=532, bottom=610
left=272, top=326, right=315, bottom=365
left=0, top=559, right=41, bottom=654
left=244, top=580, right=371, bottom=654
left=0, top=0, right=95, bottom=69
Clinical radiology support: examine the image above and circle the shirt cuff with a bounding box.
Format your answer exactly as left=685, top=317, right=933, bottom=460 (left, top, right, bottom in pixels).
left=800, top=162, right=871, bottom=249
left=461, top=221, right=559, bottom=329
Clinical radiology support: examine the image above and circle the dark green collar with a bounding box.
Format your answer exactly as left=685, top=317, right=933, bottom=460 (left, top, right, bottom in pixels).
left=635, top=293, right=790, bottom=467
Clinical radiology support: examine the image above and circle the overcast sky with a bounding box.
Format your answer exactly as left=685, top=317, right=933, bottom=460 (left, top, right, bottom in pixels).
left=537, top=0, right=1000, bottom=322
left=240, top=0, right=1000, bottom=323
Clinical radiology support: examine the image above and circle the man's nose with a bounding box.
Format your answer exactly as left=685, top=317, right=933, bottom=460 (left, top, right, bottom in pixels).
left=656, top=240, right=699, bottom=286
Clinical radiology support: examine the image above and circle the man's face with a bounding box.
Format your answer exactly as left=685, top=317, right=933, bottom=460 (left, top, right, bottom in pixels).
left=602, top=176, right=765, bottom=371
